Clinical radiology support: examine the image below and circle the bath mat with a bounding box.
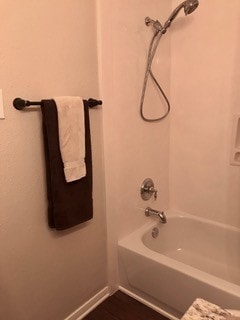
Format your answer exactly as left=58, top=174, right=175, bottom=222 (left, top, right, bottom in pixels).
left=181, top=298, right=240, bottom=320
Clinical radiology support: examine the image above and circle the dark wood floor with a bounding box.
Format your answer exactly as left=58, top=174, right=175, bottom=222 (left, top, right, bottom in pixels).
left=83, top=291, right=169, bottom=320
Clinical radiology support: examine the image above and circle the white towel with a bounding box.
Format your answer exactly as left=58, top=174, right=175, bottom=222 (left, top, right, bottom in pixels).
left=54, top=96, right=86, bottom=183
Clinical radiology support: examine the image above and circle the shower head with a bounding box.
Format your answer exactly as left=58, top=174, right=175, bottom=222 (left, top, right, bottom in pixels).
left=163, top=0, right=199, bottom=31
left=184, top=0, right=199, bottom=15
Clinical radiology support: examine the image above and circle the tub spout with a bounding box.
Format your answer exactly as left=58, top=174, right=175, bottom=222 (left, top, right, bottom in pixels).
left=145, top=207, right=167, bottom=224
left=158, top=211, right=167, bottom=224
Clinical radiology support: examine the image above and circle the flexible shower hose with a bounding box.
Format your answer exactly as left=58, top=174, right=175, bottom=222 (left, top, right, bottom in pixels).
left=140, top=30, right=171, bottom=122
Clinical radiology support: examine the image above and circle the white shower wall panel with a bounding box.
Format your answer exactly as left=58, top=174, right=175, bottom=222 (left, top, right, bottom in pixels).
left=169, top=0, right=240, bottom=228
left=98, top=0, right=172, bottom=289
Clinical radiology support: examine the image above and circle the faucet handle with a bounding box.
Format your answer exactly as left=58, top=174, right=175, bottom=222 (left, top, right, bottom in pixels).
left=141, top=178, right=158, bottom=201
left=154, top=190, right=157, bottom=200
left=149, top=186, right=158, bottom=200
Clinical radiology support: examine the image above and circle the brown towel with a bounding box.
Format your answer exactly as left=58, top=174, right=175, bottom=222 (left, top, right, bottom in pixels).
left=41, top=99, right=93, bottom=230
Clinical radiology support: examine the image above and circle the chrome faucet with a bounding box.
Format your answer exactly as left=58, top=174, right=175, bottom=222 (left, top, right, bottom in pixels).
left=145, top=207, right=167, bottom=224
left=141, top=178, right=158, bottom=200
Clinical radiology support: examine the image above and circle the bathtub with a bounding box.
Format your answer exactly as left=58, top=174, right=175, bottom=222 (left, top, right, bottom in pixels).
left=118, top=211, right=240, bottom=318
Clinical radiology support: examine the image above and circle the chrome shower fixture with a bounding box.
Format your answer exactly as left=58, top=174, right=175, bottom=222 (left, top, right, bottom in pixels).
left=140, top=0, right=199, bottom=122
left=140, top=178, right=158, bottom=200
left=164, top=0, right=199, bottom=31
left=145, top=17, right=163, bottom=31
left=145, top=0, right=199, bottom=34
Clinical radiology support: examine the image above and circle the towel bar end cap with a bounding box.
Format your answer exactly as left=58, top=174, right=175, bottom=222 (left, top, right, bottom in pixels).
left=13, top=98, right=27, bottom=110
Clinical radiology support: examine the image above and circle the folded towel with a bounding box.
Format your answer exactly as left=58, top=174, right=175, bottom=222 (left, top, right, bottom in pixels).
left=54, top=96, right=85, bottom=183
left=182, top=298, right=231, bottom=320
left=41, top=99, right=93, bottom=230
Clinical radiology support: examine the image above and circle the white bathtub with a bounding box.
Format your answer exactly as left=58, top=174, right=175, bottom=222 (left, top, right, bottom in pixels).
left=118, top=211, right=240, bottom=318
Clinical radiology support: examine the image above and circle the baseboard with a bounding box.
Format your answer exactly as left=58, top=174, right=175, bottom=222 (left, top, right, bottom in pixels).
left=64, top=284, right=183, bottom=320
left=119, top=286, right=179, bottom=320
left=65, top=287, right=110, bottom=320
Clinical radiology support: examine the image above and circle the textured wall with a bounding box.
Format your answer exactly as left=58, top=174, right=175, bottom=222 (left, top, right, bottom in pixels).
left=0, top=1, right=107, bottom=319
left=169, top=0, right=240, bottom=227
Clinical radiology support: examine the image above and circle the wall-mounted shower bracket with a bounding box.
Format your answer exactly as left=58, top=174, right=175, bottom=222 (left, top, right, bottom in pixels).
left=145, top=17, right=163, bottom=32
left=140, top=178, right=158, bottom=201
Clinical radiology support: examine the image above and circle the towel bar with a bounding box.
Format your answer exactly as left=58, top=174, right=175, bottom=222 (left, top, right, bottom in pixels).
left=13, top=97, right=102, bottom=110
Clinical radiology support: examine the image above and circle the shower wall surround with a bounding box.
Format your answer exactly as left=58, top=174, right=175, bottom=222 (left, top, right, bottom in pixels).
left=169, top=0, right=240, bottom=228
left=98, top=0, right=171, bottom=290
left=99, top=0, right=240, bottom=294
left=0, top=1, right=107, bottom=320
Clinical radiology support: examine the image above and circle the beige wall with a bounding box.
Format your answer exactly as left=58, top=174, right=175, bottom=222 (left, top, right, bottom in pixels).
left=4, top=0, right=240, bottom=318
left=98, top=0, right=171, bottom=290
left=0, top=1, right=107, bottom=320
left=169, top=0, right=240, bottom=227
